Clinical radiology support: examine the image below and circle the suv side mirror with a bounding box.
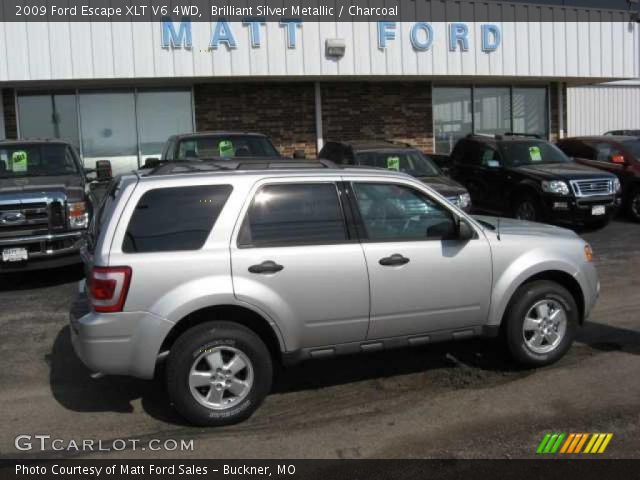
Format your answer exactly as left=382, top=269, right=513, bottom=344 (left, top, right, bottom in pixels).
left=95, top=160, right=113, bottom=182
left=457, top=219, right=475, bottom=241
left=143, top=157, right=161, bottom=169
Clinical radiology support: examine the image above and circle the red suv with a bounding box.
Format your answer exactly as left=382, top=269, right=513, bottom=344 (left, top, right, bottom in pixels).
left=557, top=136, right=640, bottom=222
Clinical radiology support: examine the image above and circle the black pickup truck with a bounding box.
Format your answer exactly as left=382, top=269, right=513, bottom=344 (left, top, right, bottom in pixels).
left=0, top=140, right=109, bottom=271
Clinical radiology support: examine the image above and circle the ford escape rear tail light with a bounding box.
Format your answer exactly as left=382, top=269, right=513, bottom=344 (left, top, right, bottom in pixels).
left=89, top=266, right=132, bottom=313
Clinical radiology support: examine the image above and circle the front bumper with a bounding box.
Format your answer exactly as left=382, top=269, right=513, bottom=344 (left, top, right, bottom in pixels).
left=70, top=290, right=175, bottom=379
left=542, top=194, right=621, bottom=225
left=0, top=231, right=83, bottom=271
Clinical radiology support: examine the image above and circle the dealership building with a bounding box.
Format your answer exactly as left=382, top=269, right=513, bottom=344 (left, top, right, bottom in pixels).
left=0, top=1, right=639, bottom=173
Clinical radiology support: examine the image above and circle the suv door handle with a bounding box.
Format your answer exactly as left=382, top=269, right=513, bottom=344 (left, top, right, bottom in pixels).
left=248, top=261, right=284, bottom=274
left=379, top=254, right=410, bottom=266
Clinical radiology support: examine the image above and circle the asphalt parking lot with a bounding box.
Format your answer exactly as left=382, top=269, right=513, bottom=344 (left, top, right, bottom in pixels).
left=1, top=219, right=639, bottom=460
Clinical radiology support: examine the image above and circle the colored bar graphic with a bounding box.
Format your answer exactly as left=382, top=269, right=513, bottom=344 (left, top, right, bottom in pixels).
left=538, top=433, right=613, bottom=454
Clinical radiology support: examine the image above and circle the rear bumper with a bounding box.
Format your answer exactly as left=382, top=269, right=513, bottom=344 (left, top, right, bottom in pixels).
left=69, top=292, right=175, bottom=379
left=0, top=231, right=83, bottom=271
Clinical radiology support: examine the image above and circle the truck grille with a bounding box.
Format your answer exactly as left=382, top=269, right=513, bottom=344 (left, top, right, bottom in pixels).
left=0, top=197, right=66, bottom=237
left=570, top=179, right=614, bottom=197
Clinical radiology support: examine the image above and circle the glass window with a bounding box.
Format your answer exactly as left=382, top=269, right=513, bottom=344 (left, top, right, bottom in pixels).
left=474, top=87, right=511, bottom=136
left=238, top=183, right=347, bottom=247
left=352, top=183, right=455, bottom=241
left=512, top=88, right=547, bottom=138
left=79, top=92, right=137, bottom=158
left=356, top=150, right=440, bottom=177
left=176, top=135, right=280, bottom=160
left=622, top=141, right=640, bottom=158
left=137, top=91, right=193, bottom=158
left=18, top=94, right=79, bottom=148
left=499, top=141, right=570, bottom=167
left=0, top=143, right=78, bottom=178
left=433, top=87, right=473, bottom=154
left=122, top=185, right=232, bottom=253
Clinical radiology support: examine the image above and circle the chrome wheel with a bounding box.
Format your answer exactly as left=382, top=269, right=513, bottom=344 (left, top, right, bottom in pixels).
left=515, top=200, right=537, bottom=221
left=522, top=299, right=567, bottom=354
left=188, top=346, right=254, bottom=410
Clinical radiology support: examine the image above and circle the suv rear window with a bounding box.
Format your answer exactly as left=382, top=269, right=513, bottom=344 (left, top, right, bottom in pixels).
left=238, top=183, right=347, bottom=247
left=123, top=185, right=232, bottom=253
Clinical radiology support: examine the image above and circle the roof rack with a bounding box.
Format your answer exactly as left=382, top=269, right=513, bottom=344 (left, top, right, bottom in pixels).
left=146, top=158, right=338, bottom=176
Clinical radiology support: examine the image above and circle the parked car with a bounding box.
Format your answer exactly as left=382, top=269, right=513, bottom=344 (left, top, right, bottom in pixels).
left=0, top=139, right=109, bottom=271
left=71, top=160, right=599, bottom=426
left=448, top=134, right=621, bottom=228
left=604, top=129, right=640, bottom=136
left=145, top=132, right=304, bottom=168
left=556, top=136, right=640, bottom=222
left=319, top=140, right=472, bottom=211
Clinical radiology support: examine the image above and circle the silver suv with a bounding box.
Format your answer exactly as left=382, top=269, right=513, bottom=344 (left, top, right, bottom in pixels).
left=70, top=160, right=600, bottom=426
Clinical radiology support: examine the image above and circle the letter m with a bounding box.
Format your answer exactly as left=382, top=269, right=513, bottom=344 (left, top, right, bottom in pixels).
left=162, top=17, right=192, bottom=48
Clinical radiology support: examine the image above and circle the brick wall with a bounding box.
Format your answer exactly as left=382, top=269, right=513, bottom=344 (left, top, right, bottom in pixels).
left=321, top=82, right=434, bottom=153
left=2, top=88, right=17, bottom=139
left=194, top=82, right=317, bottom=158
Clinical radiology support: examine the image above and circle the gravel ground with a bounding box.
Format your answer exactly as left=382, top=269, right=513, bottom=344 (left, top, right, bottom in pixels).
left=0, top=219, right=638, bottom=460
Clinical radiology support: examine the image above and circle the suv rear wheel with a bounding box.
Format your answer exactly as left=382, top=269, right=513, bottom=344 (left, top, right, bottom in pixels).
left=504, top=280, right=578, bottom=367
left=628, top=186, right=640, bottom=222
left=166, top=321, right=273, bottom=426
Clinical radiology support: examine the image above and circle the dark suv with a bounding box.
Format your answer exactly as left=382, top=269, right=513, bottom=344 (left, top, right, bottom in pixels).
left=319, top=140, right=471, bottom=211
left=449, top=134, right=621, bottom=227
left=556, top=136, right=640, bottom=222
left=144, top=132, right=301, bottom=168
left=0, top=140, right=100, bottom=271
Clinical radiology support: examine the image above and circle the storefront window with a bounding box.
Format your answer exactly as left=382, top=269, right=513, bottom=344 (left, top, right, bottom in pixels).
left=137, top=90, right=193, bottom=158
left=434, top=86, right=549, bottom=153
left=18, top=94, right=79, bottom=148
left=513, top=88, right=548, bottom=138
left=433, top=87, right=473, bottom=154
left=474, top=87, right=511, bottom=136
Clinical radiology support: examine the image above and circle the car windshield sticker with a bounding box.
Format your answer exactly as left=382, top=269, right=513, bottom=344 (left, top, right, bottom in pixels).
left=219, top=140, right=235, bottom=158
left=11, top=151, right=28, bottom=172
left=529, top=146, right=543, bottom=162
left=387, top=156, right=400, bottom=171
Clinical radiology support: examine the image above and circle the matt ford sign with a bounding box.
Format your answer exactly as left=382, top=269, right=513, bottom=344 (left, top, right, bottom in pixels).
left=161, top=20, right=502, bottom=53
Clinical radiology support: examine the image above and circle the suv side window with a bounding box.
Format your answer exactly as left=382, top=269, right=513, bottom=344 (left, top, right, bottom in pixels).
left=593, top=142, right=624, bottom=163
left=479, top=145, right=502, bottom=167
left=352, top=182, right=456, bottom=241
left=238, top=183, right=348, bottom=247
left=123, top=185, right=232, bottom=253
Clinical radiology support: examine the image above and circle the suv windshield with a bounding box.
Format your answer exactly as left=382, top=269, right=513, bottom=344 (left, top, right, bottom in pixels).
left=356, top=150, right=441, bottom=177
left=623, top=140, right=640, bottom=158
left=499, top=141, right=570, bottom=167
left=0, top=144, right=78, bottom=178
left=176, top=135, right=280, bottom=160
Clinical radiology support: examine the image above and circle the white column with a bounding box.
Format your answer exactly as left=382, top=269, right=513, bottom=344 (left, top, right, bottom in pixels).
left=314, top=82, right=323, bottom=154
left=558, top=83, right=565, bottom=140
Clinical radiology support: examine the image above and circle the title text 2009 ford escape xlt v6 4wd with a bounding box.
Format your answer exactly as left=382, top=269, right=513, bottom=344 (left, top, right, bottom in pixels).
left=71, top=161, right=600, bottom=426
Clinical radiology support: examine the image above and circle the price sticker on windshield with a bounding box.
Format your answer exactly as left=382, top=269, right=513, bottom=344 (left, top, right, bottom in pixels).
left=11, top=151, right=28, bottom=172
left=529, top=146, right=543, bottom=162
left=387, top=156, right=400, bottom=171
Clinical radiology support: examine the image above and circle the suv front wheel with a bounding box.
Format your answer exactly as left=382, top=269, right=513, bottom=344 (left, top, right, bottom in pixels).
left=504, top=280, right=578, bottom=367
left=513, top=193, right=543, bottom=222
left=166, top=321, right=273, bottom=426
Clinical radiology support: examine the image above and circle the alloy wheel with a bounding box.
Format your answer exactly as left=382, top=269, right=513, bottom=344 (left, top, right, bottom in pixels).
left=522, top=299, right=567, bottom=355
left=516, top=200, right=537, bottom=221
left=188, top=346, right=254, bottom=410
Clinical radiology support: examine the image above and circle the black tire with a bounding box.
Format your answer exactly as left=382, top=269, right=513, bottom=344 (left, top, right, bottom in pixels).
left=504, top=280, right=578, bottom=367
left=627, top=186, right=640, bottom=223
left=513, top=193, right=544, bottom=223
left=166, top=321, right=273, bottom=426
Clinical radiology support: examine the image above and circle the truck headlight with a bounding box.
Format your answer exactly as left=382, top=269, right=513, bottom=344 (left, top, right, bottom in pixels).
left=541, top=180, right=570, bottom=195
left=68, top=201, right=89, bottom=230
left=459, top=193, right=471, bottom=210
left=612, top=178, right=621, bottom=193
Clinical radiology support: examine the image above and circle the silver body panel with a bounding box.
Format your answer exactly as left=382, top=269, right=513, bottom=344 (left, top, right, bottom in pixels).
left=70, top=168, right=600, bottom=379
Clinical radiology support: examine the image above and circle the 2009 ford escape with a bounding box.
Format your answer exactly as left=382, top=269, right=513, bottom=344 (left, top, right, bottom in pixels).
left=70, top=160, right=600, bottom=426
